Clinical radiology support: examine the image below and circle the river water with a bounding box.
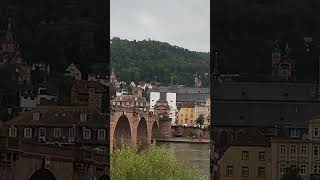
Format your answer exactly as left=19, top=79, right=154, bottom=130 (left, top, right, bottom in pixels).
left=157, top=140, right=210, bottom=179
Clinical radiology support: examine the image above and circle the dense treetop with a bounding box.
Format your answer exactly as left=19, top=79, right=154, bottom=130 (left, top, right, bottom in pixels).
left=110, top=37, right=210, bottom=86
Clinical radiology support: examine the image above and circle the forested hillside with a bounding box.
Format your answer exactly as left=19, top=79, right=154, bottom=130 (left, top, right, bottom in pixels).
left=0, top=0, right=107, bottom=74
left=110, top=37, right=210, bottom=86
left=214, top=0, right=320, bottom=82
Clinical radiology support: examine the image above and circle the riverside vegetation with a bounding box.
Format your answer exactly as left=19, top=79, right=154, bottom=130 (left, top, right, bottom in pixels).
left=110, top=144, right=208, bottom=180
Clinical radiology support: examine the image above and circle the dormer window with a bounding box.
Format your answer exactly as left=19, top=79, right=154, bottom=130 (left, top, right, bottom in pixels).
left=80, top=113, right=88, bottom=122
left=289, top=128, right=299, bottom=138
left=8, top=126, right=17, bottom=137
left=33, top=113, right=40, bottom=120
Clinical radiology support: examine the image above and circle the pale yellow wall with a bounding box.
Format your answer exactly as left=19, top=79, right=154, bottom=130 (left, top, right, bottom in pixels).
left=218, top=146, right=272, bottom=180
left=177, top=107, right=195, bottom=125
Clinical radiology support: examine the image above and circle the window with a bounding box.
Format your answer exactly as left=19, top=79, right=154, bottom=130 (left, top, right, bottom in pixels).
left=33, top=113, right=40, bottom=120
left=53, top=128, right=61, bottom=138
left=8, top=126, right=17, bottom=137
left=242, top=151, right=249, bottom=160
left=280, top=145, right=286, bottom=155
left=315, top=128, right=319, bottom=137
left=226, top=166, right=233, bottom=176
left=258, top=152, right=266, bottom=161
left=69, top=127, right=75, bottom=142
left=117, top=102, right=120, bottom=106
left=289, top=128, right=299, bottom=137
left=280, top=164, right=286, bottom=174
left=24, top=128, right=32, bottom=138
left=98, top=129, right=106, bottom=140
left=257, top=167, right=265, bottom=177
left=314, top=145, right=319, bottom=156
left=80, top=113, right=88, bottom=122
left=300, top=146, right=307, bottom=156
left=241, top=167, right=249, bottom=177
left=290, top=145, right=296, bottom=155
left=314, top=165, right=319, bottom=174
left=112, top=101, right=115, bottom=105
left=83, top=128, right=91, bottom=140
left=39, top=128, right=46, bottom=137
left=300, top=164, right=307, bottom=175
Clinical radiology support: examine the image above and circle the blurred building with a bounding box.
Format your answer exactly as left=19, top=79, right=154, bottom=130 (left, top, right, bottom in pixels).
left=218, top=128, right=271, bottom=180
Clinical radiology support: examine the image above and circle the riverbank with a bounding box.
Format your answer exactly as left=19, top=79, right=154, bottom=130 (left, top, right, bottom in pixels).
left=155, top=137, right=210, bottom=144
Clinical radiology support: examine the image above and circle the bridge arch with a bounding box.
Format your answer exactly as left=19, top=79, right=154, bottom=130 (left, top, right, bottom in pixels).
left=29, top=168, right=56, bottom=180
left=151, top=121, right=159, bottom=140
left=137, top=117, right=148, bottom=147
left=114, top=115, right=132, bottom=148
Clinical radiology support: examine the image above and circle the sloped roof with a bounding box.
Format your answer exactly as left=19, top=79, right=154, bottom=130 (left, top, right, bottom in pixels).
left=212, top=82, right=320, bottom=127
left=232, top=128, right=270, bottom=147
left=213, top=101, right=320, bottom=127
left=212, top=82, right=316, bottom=101
left=73, top=80, right=106, bottom=94
left=5, top=106, right=107, bottom=127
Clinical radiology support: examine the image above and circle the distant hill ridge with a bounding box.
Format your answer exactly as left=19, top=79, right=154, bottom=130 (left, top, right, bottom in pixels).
left=110, top=37, right=209, bottom=86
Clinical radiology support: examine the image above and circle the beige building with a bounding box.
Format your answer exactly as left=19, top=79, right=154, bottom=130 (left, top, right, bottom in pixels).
left=177, top=103, right=195, bottom=126
left=64, top=62, right=82, bottom=80
left=271, top=117, right=320, bottom=180
left=218, top=128, right=271, bottom=180
left=195, top=98, right=210, bottom=127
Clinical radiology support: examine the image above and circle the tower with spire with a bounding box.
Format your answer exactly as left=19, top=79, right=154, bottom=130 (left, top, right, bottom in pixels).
left=271, top=40, right=296, bottom=81
left=0, top=18, right=31, bottom=84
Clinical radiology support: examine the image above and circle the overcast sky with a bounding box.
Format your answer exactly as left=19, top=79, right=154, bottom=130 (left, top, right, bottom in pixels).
left=110, top=0, right=210, bottom=52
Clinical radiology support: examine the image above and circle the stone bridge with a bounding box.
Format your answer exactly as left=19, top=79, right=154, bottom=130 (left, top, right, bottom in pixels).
left=0, top=137, right=108, bottom=180
left=110, top=108, right=160, bottom=150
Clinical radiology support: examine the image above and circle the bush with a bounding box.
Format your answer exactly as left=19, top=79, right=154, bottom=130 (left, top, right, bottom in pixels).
left=111, top=144, right=207, bottom=180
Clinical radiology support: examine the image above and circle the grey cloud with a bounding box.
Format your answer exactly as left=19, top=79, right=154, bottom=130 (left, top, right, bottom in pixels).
left=111, top=0, right=210, bottom=52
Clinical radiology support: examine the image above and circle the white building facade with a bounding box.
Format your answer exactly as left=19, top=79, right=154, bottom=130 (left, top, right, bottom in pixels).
left=271, top=117, right=320, bottom=180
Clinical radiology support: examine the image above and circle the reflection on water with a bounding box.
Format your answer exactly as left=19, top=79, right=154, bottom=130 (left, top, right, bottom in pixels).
left=157, top=141, right=210, bottom=178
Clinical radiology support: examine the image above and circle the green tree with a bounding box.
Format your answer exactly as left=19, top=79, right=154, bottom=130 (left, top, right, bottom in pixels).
left=195, top=114, right=205, bottom=127
left=280, top=167, right=303, bottom=180
left=111, top=145, right=206, bottom=180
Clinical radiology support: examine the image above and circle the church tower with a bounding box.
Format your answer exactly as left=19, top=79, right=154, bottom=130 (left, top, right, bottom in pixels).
left=271, top=41, right=296, bottom=81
